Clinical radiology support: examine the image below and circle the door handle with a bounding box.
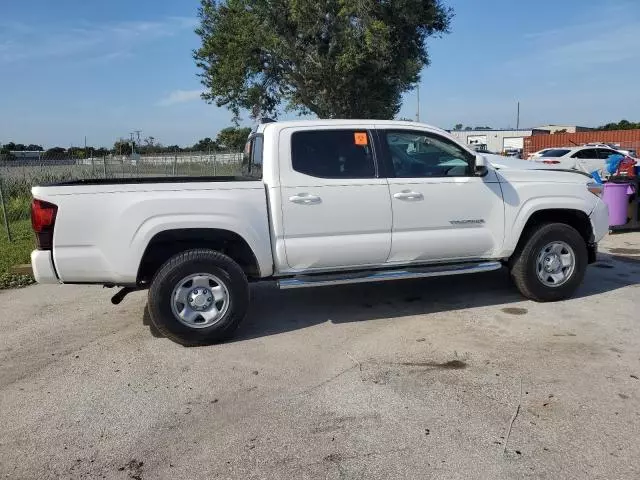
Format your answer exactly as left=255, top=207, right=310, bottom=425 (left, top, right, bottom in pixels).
left=289, top=193, right=322, bottom=205
left=393, top=191, right=424, bottom=201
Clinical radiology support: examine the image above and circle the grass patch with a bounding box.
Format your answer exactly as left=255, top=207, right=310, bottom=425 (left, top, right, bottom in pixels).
left=0, top=218, right=35, bottom=289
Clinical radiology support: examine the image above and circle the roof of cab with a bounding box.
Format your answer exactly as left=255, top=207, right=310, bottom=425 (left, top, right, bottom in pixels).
left=256, top=119, right=448, bottom=135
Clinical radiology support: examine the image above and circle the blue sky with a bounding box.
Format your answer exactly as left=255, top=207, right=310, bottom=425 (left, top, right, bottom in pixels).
left=1, top=0, right=639, bottom=147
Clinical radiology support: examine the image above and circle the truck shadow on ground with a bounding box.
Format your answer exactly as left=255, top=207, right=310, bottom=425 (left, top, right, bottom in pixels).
left=227, top=252, right=640, bottom=342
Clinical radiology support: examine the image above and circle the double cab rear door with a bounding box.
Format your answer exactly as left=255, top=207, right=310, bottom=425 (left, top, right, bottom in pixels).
left=278, top=125, right=505, bottom=272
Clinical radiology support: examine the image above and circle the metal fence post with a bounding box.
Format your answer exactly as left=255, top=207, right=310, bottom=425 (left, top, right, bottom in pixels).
left=173, top=155, right=177, bottom=176
left=0, top=178, right=12, bottom=243
left=103, top=156, right=107, bottom=178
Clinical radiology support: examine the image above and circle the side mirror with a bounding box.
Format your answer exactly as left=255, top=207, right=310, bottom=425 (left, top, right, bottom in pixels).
left=474, top=154, right=489, bottom=176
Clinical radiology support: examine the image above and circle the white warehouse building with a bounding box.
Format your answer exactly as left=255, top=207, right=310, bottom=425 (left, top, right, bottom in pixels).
left=449, top=129, right=551, bottom=153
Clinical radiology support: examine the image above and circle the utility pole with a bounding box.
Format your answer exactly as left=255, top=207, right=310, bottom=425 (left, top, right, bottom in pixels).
left=416, top=84, right=421, bottom=122
left=516, top=102, right=520, bottom=130
left=129, top=132, right=135, bottom=156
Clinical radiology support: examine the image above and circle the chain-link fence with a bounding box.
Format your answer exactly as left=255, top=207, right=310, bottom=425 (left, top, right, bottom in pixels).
left=0, top=151, right=243, bottom=241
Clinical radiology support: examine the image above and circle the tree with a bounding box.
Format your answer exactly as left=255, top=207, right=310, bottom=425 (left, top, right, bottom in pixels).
left=464, top=126, right=472, bottom=131
left=215, top=127, right=252, bottom=152
left=473, top=126, right=491, bottom=130
left=113, top=139, right=132, bottom=156
left=194, top=0, right=453, bottom=120
left=67, top=147, right=86, bottom=159
left=93, top=147, right=109, bottom=157
left=26, top=144, right=44, bottom=151
left=553, top=129, right=567, bottom=134
left=43, top=147, right=66, bottom=158
left=192, top=137, right=217, bottom=152
left=454, top=123, right=463, bottom=131
left=597, top=119, right=640, bottom=130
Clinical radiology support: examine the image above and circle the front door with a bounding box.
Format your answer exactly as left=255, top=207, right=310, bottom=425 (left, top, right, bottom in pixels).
left=378, top=128, right=505, bottom=264
left=279, top=127, right=392, bottom=271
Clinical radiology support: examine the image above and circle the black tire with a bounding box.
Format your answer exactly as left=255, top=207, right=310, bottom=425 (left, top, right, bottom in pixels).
left=510, top=223, right=588, bottom=302
left=147, top=249, right=249, bottom=346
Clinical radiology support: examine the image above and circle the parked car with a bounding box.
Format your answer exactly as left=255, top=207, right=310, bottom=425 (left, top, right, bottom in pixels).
left=533, top=146, right=624, bottom=172
left=583, top=143, right=637, bottom=158
left=31, top=120, right=609, bottom=345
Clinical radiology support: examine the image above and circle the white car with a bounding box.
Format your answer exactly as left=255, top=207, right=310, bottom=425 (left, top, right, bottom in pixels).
left=533, top=146, right=623, bottom=173
left=30, top=119, right=609, bottom=346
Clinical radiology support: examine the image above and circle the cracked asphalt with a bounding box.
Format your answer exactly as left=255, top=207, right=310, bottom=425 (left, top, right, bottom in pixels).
left=1, top=234, right=640, bottom=479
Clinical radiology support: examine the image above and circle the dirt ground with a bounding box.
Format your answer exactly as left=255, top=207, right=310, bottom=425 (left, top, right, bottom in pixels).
left=1, top=233, right=639, bottom=479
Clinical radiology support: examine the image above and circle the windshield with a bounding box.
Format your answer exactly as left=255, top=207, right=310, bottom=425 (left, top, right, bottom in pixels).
left=541, top=149, right=570, bottom=157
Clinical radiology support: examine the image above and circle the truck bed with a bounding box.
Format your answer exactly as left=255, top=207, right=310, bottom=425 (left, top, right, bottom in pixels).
left=32, top=178, right=274, bottom=284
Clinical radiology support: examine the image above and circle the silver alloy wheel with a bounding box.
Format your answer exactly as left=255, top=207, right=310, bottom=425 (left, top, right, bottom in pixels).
left=535, top=241, right=576, bottom=287
left=170, top=273, right=230, bottom=329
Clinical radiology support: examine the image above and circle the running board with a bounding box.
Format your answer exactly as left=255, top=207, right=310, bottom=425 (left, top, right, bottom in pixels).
left=277, top=261, right=502, bottom=290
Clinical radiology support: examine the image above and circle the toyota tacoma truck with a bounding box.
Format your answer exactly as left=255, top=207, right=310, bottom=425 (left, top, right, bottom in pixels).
left=30, top=120, right=609, bottom=346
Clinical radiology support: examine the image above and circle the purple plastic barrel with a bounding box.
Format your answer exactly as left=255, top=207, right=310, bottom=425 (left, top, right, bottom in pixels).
left=602, top=182, right=632, bottom=226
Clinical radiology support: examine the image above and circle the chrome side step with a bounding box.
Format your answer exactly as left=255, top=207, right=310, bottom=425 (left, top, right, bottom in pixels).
left=277, top=261, right=502, bottom=290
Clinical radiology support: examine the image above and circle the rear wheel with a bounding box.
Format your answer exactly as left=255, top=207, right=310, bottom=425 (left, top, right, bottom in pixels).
left=147, top=249, right=249, bottom=346
left=510, top=223, right=588, bottom=302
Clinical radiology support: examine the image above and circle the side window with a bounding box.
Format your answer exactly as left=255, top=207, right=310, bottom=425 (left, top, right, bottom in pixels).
left=291, top=130, right=375, bottom=179
left=597, top=149, right=617, bottom=159
left=572, top=149, right=597, bottom=159
left=383, top=130, right=473, bottom=178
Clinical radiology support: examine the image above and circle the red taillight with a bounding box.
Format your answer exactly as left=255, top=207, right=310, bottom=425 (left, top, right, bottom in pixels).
left=31, top=199, right=57, bottom=250
left=542, top=160, right=561, bottom=164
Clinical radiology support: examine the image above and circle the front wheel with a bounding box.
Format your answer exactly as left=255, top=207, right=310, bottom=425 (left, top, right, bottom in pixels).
left=510, top=223, right=588, bottom=302
left=147, top=249, right=249, bottom=346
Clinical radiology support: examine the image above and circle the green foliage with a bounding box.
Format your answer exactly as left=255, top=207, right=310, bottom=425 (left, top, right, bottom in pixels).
left=215, top=127, right=252, bottom=151
left=113, top=139, right=133, bottom=155
left=0, top=219, right=35, bottom=288
left=194, top=0, right=453, bottom=120
left=597, top=120, right=640, bottom=130
left=454, top=123, right=463, bottom=130
left=193, top=137, right=217, bottom=152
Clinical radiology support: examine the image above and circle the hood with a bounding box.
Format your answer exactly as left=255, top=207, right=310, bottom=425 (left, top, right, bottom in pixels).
left=482, top=154, right=538, bottom=170
left=480, top=154, right=592, bottom=184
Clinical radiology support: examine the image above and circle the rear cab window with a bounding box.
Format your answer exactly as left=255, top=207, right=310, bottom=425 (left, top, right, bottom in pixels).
left=243, top=133, right=263, bottom=179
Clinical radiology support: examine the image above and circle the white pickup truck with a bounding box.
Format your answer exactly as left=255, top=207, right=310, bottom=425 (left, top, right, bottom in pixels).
left=31, top=120, right=609, bottom=345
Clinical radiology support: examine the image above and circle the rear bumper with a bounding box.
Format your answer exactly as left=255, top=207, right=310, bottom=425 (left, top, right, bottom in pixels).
left=31, top=250, right=60, bottom=284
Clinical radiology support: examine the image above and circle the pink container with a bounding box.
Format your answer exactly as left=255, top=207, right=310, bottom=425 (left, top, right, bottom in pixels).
left=603, top=182, right=634, bottom=226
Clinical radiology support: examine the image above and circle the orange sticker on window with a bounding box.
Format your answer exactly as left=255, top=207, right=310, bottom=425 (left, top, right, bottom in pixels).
left=354, top=132, right=368, bottom=146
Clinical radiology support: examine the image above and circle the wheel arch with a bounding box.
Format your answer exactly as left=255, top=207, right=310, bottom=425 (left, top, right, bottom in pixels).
left=510, top=208, right=594, bottom=264
left=137, top=228, right=262, bottom=284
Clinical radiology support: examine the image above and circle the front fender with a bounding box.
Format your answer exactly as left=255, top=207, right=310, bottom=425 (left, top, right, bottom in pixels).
left=501, top=195, right=596, bottom=257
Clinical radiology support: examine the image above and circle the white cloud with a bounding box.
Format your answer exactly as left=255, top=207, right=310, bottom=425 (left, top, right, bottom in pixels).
left=156, top=89, right=205, bottom=107
left=508, top=1, right=640, bottom=74
left=0, top=17, right=197, bottom=64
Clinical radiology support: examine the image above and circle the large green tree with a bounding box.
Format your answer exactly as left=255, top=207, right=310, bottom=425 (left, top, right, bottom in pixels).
left=215, top=127, right=252, bottom=151
left=194, top=0, right=453, bottom=120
